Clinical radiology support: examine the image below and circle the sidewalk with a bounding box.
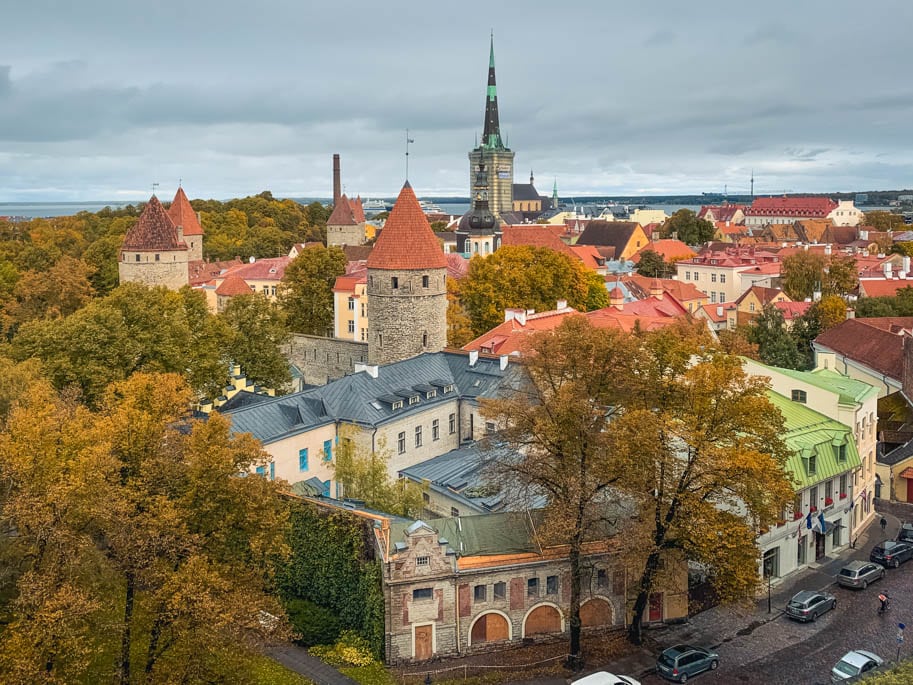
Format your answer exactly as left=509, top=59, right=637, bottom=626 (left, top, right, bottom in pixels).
left=268, top=643, right=358, bottom=685
left=556, top=511, right=897, bottom=683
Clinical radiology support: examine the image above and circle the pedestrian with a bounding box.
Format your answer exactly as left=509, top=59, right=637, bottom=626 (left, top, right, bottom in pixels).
left=881, top=516, right=888, bottom=533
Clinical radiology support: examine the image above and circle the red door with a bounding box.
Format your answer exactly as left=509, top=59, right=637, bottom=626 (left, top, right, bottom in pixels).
left=907, top=477, right=913, bottom=503
left=649, top=592, right=664, bottom=622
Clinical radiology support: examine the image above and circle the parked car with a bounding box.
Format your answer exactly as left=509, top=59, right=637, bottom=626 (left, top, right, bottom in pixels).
left=897, top=522, right=913, bottom=543
left=870, top=540, right=913, bottom=568
left=573, top=672, right=641, bottom=685
left=785, top=590, right=837, bottom=622
left=656, top=644, right=719, bottom=682
left=837, top=560, right=886, bottom=589
left=831, top=650, right=883, bottom=682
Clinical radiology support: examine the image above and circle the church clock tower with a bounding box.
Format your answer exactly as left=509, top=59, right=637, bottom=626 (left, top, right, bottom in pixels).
left=468, top=35, right=514, bottom=219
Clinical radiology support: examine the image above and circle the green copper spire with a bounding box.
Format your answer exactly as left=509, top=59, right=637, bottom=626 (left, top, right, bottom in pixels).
left=481, top=33, right=504, bottom=150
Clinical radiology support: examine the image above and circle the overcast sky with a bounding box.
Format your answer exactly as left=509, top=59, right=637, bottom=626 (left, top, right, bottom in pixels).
left=2, top=0, right=912, bottom=202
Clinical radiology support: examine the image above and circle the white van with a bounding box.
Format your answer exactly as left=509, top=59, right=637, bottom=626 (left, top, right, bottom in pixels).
left=572, top=672, right=641, bottom=685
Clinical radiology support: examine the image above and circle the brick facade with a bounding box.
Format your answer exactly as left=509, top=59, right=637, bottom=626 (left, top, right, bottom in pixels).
left=367, top=266, right=447, bottom=365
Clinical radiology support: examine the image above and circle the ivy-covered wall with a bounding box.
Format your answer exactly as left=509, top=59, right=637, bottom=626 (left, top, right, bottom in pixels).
left=278, top=503, right=385, bottom=658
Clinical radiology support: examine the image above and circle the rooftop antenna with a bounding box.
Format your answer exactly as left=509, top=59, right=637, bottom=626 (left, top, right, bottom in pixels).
left=405, top=129, right=415, bottom=181
left=151, top=182, right=159, bottom=197
left=750, top=170, right=755, bottom=201
left=178, top=177, right=182, bottom=188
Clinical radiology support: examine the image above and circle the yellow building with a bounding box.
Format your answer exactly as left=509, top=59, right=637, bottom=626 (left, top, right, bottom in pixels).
left=734, top=286, right=791, bottom=326
left=333, top=268, right=369, bottom=342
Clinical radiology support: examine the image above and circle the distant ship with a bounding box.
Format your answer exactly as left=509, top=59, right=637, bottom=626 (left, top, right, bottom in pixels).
left=418, top=199, right=444, bottom=214
left=362, top=198, right=393, bottom=212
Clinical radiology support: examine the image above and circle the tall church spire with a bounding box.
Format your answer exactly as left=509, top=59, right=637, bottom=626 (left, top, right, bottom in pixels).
left=481, top=33, right=505, bottom=150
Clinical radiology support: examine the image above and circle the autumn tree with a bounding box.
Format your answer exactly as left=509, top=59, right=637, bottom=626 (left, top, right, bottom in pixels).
left=331, top=425, right=424, bottom=517
left=2, top=256, right=95, bottom=334
left=446, top=276, right=475, bottom=347
left=635, top=249, right=673, bottom=278
left=811, top=294, right=847, bottom=330
left=659, top=209, right=714, bottom=245
left=279, top=244, right=347, bottom=335
left=611, top=325, right=794, bottom=644
left=822, top=254, right=859, bottom=296
left=0, top=373, right=292, bottom=683
left=481, top=316, right=637, bottom=666
left=781, top=252, right=857, bottom=300
left=863, top=210, right=905, bottom=232
left=220, top=292, right=292, bottom=390
left=744, top=304, right=806, bottom=370
left=461, top=245, right=608, bottom=335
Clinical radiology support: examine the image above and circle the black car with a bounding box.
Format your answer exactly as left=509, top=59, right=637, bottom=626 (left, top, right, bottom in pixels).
left=897, top=523, right=913, bottom=543
left=870, top=540, right=913, bottom=568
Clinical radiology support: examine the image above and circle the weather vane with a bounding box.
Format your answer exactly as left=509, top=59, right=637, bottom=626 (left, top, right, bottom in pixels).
left=405, top=129, right=415, bottom=181
left=152, top=182, right=159, bottom=196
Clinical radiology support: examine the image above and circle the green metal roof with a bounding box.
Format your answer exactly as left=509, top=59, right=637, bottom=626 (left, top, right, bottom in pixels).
left=750, top=360, right=878, bottom=406
left=767, top=390, right=861, bottom=489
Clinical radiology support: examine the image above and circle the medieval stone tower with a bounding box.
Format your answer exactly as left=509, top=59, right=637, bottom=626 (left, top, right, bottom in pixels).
left=118, top=194, right=190, bottom=290
left=326, top=193, right=367, bottom=247
left=468, top=35, right=514, bottom=218
left=366, top=182, right=447, bottom=365
left=167, top=186, right=204, bottom=261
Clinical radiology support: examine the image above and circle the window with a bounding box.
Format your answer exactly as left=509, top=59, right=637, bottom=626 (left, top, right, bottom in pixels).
left=426, top=390, right=437, bottom=399
left=809, top=485, right=818, bottom=509
left=693, top=272, right=698, bottom=282
left=711, top=273, right=717, bottom=283
left=719, top=292, right=725, bottom=303
left=838, top=444, right=847, bottom=462
left=474, top=585, right=486, bottom=603
left=749, top=301, right=756, bottom=312
left=323, top=439, right=333, bottom=461
left=444, top=384, right=455, bottom=393
left=155, top=253, right=160, bottom=261
left=840, top=473, right=848, bottom=495
left=361, top=328, right=367, bottom=341
left=269, top=462, right=275, bottom=480
left=416, top=556, right=430, bottom=567
left=398, top=432, right=406, bottom=454
left=450, top=507, right=460, bottom=517
left=422, top=275, right=429, bottom=288
left=422, top=492, right=430, bottom=503
left=255, top=465, right=266, bottom=477
left=546, top=575, right=558, bottom=595
left=494, top=582, right=506, bottom=600
left=391, top=400, right=403, bottom=410
left=612, top=570, right=625, bottom=596
left=720, top=274, right=726, bottom=283
left=791, top=389, right=807, bottom=403
left=298, top=448, right=309, bottom=472
left=825, top=479, right=833, bottom=502
left=412, top=588, right=433, bottom=601
left=415, top=425, right=423, bottom=447
left=685, top=271, right=691, bottom=281
left=271, top=285, right=277, bottom=296
left=807, top=455, right=817, bottom=476
left=527, top=578, right=539, bottom=597
left=449, top=413, right=456, bottom=434
left=596, top=569, right=608, bottom=588
left=378, top=333, right=383, bottom=347
left=409, top=395, right=419, bottom=405
left=392, top=277, right=399, bottom=289
left=348, top=297, right=355, bottom=310
left=485, top=421, right=496, bottom=435
left=432, top=419, right=440, bottom=441
left=422, top=332, right=428, bottom=347
left=348, top=320, right=355, bottom=333
left=262, top=285, right=269, bottom=294
left=361, top=302, right=367, bottom=317
left=710, top=292, right=717, bottom=303
left=135, top=253, right=140, bottom=262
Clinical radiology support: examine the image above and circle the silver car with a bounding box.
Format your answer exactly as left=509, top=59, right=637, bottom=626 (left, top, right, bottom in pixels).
left=837, top=560, right=885, bottom=589
left=786, top=590, right=837, bottom=622
left=831, top=650, right=883, bottom=682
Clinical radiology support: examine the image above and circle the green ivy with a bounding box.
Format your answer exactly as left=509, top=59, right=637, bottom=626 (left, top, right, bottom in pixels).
left=278, top=503, right=385, bottom=659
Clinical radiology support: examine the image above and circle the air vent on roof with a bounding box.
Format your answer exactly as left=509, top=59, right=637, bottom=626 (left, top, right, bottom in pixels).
left=269, top=268, right=277, bottom=274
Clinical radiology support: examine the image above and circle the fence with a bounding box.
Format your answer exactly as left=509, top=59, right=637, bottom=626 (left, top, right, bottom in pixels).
left=398, top=653, right=570, bottom=683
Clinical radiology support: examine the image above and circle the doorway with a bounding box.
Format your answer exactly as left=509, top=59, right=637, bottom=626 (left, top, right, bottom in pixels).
left=648, top=593, right=664, bottom=622
left=414, top=625, right=433, bottom=661
left=815, top=532, right=826, bottom=561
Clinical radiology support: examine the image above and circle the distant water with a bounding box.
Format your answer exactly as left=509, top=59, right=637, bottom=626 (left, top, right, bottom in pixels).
left=0, top=201, right=133, bottom=218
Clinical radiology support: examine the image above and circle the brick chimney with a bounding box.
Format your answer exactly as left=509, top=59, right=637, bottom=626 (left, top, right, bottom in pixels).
left=333, top=154, right=341, bottom=205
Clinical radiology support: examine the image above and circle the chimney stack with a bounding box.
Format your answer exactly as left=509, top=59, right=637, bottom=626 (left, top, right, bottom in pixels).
left=333, top=154, right=341, bottom=205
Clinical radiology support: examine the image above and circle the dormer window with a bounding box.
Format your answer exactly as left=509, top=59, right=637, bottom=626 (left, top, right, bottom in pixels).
left=791, top=389, right=807, bottom=404
left=426, top=390, right=437, bottom=399
left=444, top=384, right=455, bottom=393
left=409, top=396, right=419, bottom=405
left=392, top=400, right=403, bottom=410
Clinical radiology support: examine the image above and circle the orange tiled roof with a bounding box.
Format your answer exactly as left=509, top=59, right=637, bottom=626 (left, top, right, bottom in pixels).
left=188, top=258, right=243, bottom=287
left=630, top=239, right=696, bottom=264
left=735, top=285, right=789, bottom=307
left=773, top=300, right=812, bottom=320
left=221, top=256, right=290, bottom=282
left=620, top=274, right=706, bottom=304
left=351, top=196, right=366, bottom=223
left=502, top=225, right=574, bottom=255
left=700, top=302, right=738, bottom=323
left=859, top=279, right=913, bottom=298
left=366, top=183, right=447, bottom=271
left=215, top=273, right=253, bottom=296
left=746, top=196, right=837, bottom=218
left=167, top=187, right=204, bottom=236
left=569, top=244, right=605, bottom=270
left=122, top=195, right=187, bottom=252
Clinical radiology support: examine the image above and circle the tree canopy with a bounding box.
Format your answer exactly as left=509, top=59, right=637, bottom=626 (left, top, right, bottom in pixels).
left=634, top=249, right=674, bottom=278
left=780, top=252, right=858, bottom=300
left=0, top=372, right=292, bottom=683
left=658, top=209, right=715, bottom=245
left=279, top=245, right=347, bottom=336
left=863, top=210, right=906, bottom=232
left=460, top=245, right=609, bottom=335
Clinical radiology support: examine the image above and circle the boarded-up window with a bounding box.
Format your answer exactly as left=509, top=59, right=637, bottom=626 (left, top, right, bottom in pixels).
left=612, top=570, right=625, bottom=596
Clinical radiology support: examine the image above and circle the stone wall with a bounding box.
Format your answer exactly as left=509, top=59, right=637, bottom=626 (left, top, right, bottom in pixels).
left=367, top=267, right=447, bottom=365
left=327, top=222, right=366, bottom=247
left=118, top=249, right=189, bottom=290
left=287, top=334, right=368, bottom=386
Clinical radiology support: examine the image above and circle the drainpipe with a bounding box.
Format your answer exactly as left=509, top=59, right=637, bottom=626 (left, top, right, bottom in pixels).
left=453, top=564, right=461, bottom=655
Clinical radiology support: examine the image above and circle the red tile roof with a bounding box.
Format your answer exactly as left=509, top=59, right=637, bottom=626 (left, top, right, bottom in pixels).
left=221, top=256, right=290, bottom=281
left=327, top=194, right=357, bottom=226
left=620, top=274, right=706, bottom=304
left=188, top=258, right=243, bottom=287
left=859, top=279, right=913, bottom=298
left=569, top=244, right=605, bottom=270
left=700, top=302, right=738, bottom=323
left=501, top=225, right=574, bottom=255
left=167, top=187, right=204, bottom=236
left=630, top=239, right=696, bottom=264
left=215, top=273, right=253, bottom=296
left=698, top=204, right=747, bottom=222
left=773, top=300, right=812, bottom=320
left=446, top=252, right=469, bottom=280
left=735, top=286, right=789, bottom=307
left=746, top=196, right=837, bottom=218
left=351, top=196, right=366, bottom=223
left=814, top=317, right=913, bottom=380
left=122, top=195, right=187, bottom=251
left=366, top=183, right=447, bottom=271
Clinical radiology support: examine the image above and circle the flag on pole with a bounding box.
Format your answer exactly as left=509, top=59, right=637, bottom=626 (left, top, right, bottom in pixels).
left=818, top=513, right=827, bottom=534
left=806, top=512, right=813, bottom=530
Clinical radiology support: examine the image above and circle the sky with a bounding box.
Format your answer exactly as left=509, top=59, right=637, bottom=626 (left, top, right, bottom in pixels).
left=2, top=0, right=912, bottom=202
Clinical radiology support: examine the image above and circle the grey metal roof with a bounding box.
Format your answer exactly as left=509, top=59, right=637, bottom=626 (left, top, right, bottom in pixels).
left=512, top=183, right=540, bottom=202
left=224, top=351, right=520, bottom=444
left=880, top=438, right=913, bottom=466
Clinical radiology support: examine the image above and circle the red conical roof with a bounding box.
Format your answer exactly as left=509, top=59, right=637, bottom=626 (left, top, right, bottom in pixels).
left=351, top=196, right=366, bottom=223
left=122, top=196, right=187, bottom=251
left=367, top=183, right=447, bottom=270
left=215, top=273, right=253, bottom=296
left=327, top=194, right=357, bottom=226
left=167, top=187, right=204, bottom=236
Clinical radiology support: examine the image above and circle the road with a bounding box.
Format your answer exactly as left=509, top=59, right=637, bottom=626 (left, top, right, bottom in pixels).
left=641, top=564, right=913, bottom=684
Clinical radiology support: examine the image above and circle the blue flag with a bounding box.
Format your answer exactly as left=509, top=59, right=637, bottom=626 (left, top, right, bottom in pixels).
left=818, top=513, right=827, bottom=534
left=806, top=512, right=813, bottom=530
